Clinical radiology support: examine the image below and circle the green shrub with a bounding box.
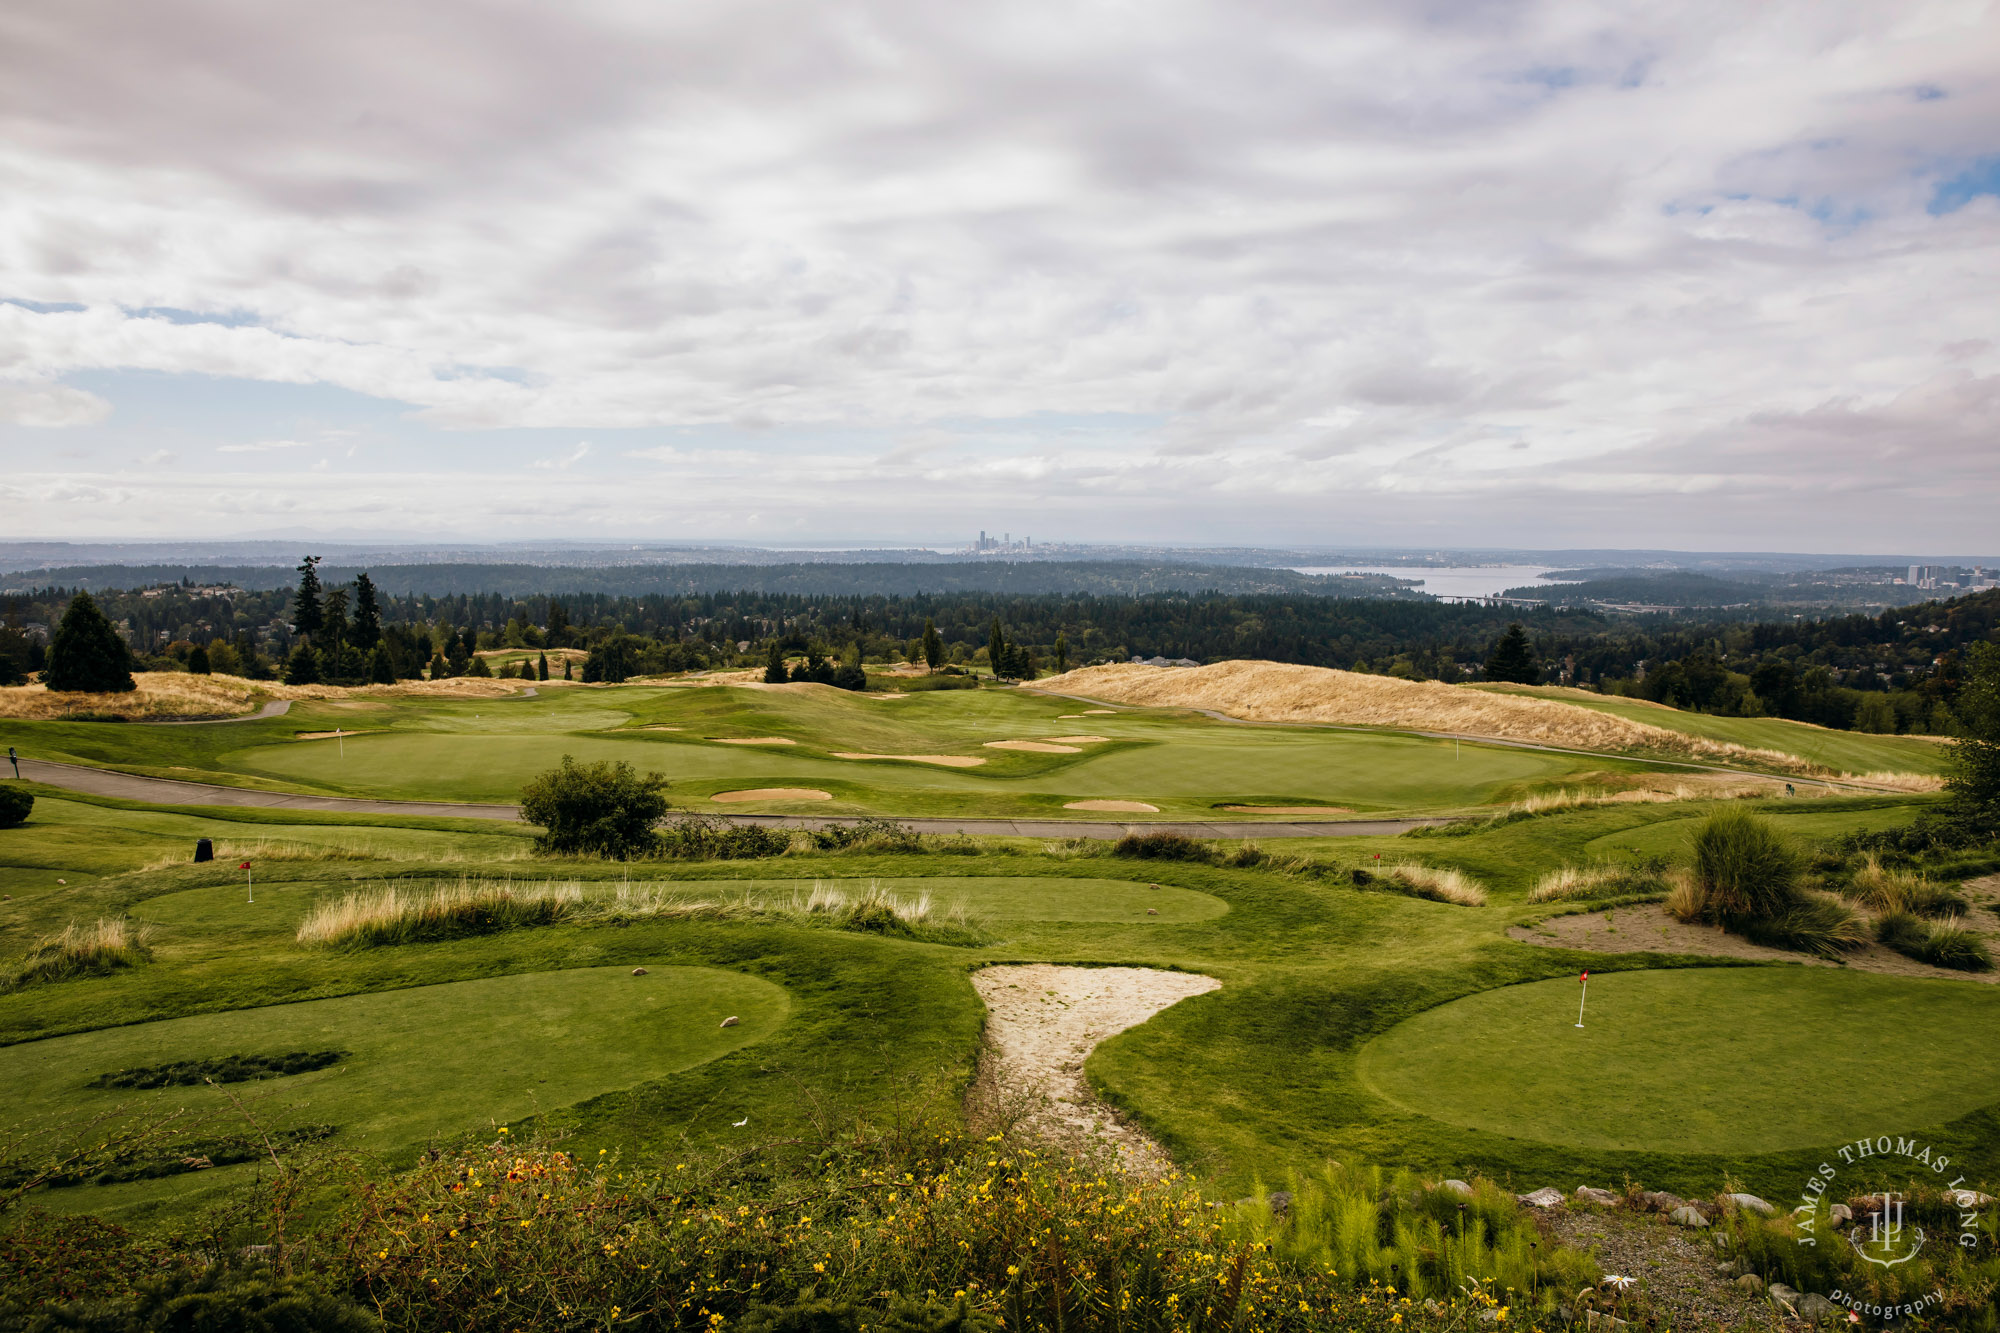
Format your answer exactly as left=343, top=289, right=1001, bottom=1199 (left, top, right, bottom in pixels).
left=0, top=786, right=31, bottom=828
left=1875, top=910, right=1931, bottom=956
left=810, top=818, right=922, bottom=853
left=889, top=674, right=980, bottom=692
left=1916, top=917, right=1994, bottom=971
left=1739, top=892, right=1869, bottom=958
left=1111, top=832, right=1210, bottom=862
left=10, top=1263, right=379, bottom=1332
left=655, top=814, right=792, bottom=860
left=519, top=756, right=670, bottom=859
left=1691, top=808, right=1802, bottom=919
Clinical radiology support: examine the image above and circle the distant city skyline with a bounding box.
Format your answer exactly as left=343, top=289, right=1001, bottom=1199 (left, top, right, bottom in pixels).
left=3, top=2, right=1998, bottom=548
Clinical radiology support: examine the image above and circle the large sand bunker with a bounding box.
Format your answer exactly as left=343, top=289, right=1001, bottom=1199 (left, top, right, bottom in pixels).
left=1045, top=735, right=1111, bottom=744
left=832, top=752, right=987, bottom=767
left=1063, top=800, right=1160, bottom=812
left=985, top=740, right=1080, bottom=753
left=710, top=788, right=830, bottom=803
left=708, top=736, right=796, bottom=745
left=970, top=965, right=1219, bottom=1174
left=1034, top=662, right=1836, bottom=776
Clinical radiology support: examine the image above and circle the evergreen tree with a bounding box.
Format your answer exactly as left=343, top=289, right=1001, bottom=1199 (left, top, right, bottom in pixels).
left=369, top=644, right=396, bottom=684
left=351, top=572, right=383, bottom=650
left=427, top=651, right=449, bottom=680
left=1053, top=632, right=1069, bottom=674
left=563, top=656, right=574, bottom=680
left=764, top=642, right=789, bottom=684
left=284, top=643, right=322, bottom=685
left=1483, top=623, right=1539, bottom=685
left=1939, top=642, right=2000, bottom=835
left=186, top=644, right=211, bottom=675
left=45, top=592, right=136, bottom=693
left=546, top=600, right=571, bottom=647
left=468, top=654, right=493, bottom=677
left=537, top=652, right=550, bottom=681
left=292, top=555, right=324, bottom=642
left=987, top=618, right=1007, bottom=678
left=322, top=589, right=351, bottom=652
left=922, top=618, right=944, bottom=673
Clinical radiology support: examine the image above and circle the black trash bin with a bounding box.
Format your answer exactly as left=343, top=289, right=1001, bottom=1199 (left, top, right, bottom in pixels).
left=195, top=837, right=214, bottom=863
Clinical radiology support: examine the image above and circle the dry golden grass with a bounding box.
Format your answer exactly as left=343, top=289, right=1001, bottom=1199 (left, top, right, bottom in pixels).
left=1034, top=662, right=1838, bottom=773
left=0, top=671, right=537, bottom=721
left=1383, top=862, right=1488, bottom=906
left=297, top=879, right=583, bottom=948
left=3, top=917, right=154, bottom=990
left=1526, top=863, right=1673, bottom=903
left=1663, top=868, right=1711, bottom=923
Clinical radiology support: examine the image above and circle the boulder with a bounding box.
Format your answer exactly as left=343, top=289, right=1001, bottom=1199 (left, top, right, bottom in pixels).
left=1767, top=1282, right=1799, bottom=1312
left=1733, top=1273, right=1763, bottom=1293
left=1441, top=1179, right=1475, bottom=1198
left=1517, top=1187, right=1566, bottom=1209
left=1146, top=907, right=1159, bottom=915
left=1797, top=1293, right=1839, bottom=1322
left=631, top=967, right=649, bottom=976
left=1267, top=1190, right=1293, bottom=1217
left=720, top=1015, right=740, bottom=1027
left=1641, top=1190, right=1690, bottom=1213
left=1726, top=1192, right=1777, bottom=1216
left=1669, top=1205, right=1709, bottom=1228
left=1575, top=1186, right=1621, bottom=1207
left=1954, top=1189, right=1997, bottom=1209
left=1829, top=1203, right=1853, bottom=1226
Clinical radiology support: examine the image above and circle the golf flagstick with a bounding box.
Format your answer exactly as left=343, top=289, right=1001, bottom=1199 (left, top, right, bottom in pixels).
left=337, top=727, right=344, bottom=758
left=1576, top=970, right=1588, bottom=1027
left=242, top=860, right=254, bottom=903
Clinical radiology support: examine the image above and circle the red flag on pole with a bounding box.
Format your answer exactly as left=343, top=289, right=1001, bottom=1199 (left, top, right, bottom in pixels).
left=1580, top=970, right=1589, bottom=983
left=239, top=861, right=252, bottom=870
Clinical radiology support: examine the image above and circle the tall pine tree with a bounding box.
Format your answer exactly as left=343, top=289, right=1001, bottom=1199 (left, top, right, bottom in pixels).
left=1483, top=623, right=1540, bottom=685
left=351, top=572, right=382, bottom=650
left=987, top=618, right=1007, bottom=679
left=292, top=555, right=325, bottom=642
left=922, top=618, right=943, bottom=673
left=44, top=592, right=136, bottom=693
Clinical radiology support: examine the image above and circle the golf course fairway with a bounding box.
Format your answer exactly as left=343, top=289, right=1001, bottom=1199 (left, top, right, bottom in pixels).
left=1356, top=967, right=2000, bottom=1155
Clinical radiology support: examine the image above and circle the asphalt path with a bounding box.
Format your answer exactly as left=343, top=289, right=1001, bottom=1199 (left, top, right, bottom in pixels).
left=12, top=758, right=1442, bottom=840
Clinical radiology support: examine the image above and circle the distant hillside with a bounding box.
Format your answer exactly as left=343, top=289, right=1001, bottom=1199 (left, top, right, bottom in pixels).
left=0, top=560, right=1420, bottom=600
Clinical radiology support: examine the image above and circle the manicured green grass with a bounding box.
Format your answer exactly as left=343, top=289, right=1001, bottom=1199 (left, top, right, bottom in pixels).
left=1474, top=684, right=1949, bottom=775
left=1355, top=968, right=2000, bottom=1154
left=3, top=964, right=786, bottom=1217
left=1582, top=802, right=1921, bottom=862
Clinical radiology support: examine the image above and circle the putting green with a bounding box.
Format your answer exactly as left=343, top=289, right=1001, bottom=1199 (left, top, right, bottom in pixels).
left=138, top=876, right=1228, bottom=929
left=1584, top=805, right=1920, bottom=862
left=0, top=965, right=787, bottom=1198
left=1356, top=968, right=2000, bottom=1155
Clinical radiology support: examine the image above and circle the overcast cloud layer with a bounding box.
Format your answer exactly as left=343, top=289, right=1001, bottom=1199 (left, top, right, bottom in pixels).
left=2, top=0, right=1998, bottom=550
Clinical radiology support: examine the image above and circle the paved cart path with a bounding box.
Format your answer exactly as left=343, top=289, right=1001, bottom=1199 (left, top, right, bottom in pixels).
left=13, top=758, right=1441, bottom=838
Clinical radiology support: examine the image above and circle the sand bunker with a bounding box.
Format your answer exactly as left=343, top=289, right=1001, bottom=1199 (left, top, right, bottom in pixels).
left=709, top=736, right=796, bottom=745
left=1221, top=804, right=1352, bottom=815
left=984, top=740, right=1080, bottom=753
left=1045, top=735, right=1110, bottom=744
left=969, top=964, right=1219, bottom=1175
left=710, top=788, right=831, bottom=803
left=294, top=730, right=383, bottom=741
left=1063, top=800, right=1160, bottom=813
left=832, top=752, right=987, bottom=767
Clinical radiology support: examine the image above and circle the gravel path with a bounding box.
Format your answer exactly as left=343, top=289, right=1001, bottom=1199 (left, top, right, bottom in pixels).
left=968, top=964, right=1218, bottom=1174
left=1547, top=1208, right=1779, bottom=1329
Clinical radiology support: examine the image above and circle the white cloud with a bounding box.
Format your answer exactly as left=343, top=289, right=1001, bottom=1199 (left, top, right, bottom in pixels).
left=215, top=438, right=314, bottom=453
left=0, top=1, right=1997, bottom=545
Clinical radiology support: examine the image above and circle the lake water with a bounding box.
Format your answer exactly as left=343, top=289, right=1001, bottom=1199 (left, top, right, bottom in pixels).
left=1292, top=565, right=1578, bottom=601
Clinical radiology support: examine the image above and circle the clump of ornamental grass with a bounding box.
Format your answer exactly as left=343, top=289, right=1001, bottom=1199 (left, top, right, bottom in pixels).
left=1527, top=862, right=1670, bottom=903
left=1669, top=810, right=1868, bottom=958
left=297, top=880, right=581, bottom=949
left=1842, top=855, right=1969, bottom=918
left=2, top=919, right=153, bottom=991
left=1913, top=916, right=1994, bottom=972
left=1383, top=862, right=1487, bottom=906
left=1738, top=891, right=1873, bottom=959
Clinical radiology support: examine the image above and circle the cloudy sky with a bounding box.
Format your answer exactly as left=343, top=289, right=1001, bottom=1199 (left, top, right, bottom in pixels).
left=3, top=0, right=1998, bottom=553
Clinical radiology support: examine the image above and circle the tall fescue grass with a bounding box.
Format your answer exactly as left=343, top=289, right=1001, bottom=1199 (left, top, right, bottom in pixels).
left=297, top=880, right=582, bottom=949
left=1383, top=862, right=1487, bottom=906
left=1737, top=891, right=1872, bottom=958
left=1669, top=810, right=1869, bottom=957
left=1910, top=915, right=1994, bottom=971
left=1842, top=855, right=1969, bottom=917
left=1526, top=862, right=1671, bottom=903
left=1228, top=1165, right=1599, bottom=1315
left=2, top=918, right=153, bottom=991
left=297, top=877, right=980, bottom=949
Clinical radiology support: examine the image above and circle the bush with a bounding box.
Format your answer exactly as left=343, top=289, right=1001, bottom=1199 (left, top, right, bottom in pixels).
left=519, top=755, right=670, bottom=858
left=1111, top=832, right=1210, bottom=862
left=738, top=1296, right=994, bottom=1333
left=810, top=818, right=923, bottom=853
left=1739, top=892, right=1869, bottom=958
left=655, top=814, right=792, bottom=861
left=1690, top=808, right=1802, bottom=920
left=1915, top=916, right=1994, bottom=971
left=13, top=1263, right=380, bottom=1333
left=42, top=592, right=135, bottom=694
left=0, top=786, right=31, bottom=828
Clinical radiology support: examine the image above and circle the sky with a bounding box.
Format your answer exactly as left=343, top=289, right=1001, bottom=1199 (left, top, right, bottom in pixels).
left=2, top=0, right=1998, bottom=553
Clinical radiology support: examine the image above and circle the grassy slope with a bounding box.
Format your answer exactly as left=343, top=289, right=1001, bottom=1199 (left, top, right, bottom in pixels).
left=1473, top=684, right=1949, bottom=776
left=2, top=685, right=1621, bottom=818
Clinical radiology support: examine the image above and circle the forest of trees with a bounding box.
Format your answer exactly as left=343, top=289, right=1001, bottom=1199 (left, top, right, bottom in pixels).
left=2, top=566, right=1994, bottom=736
